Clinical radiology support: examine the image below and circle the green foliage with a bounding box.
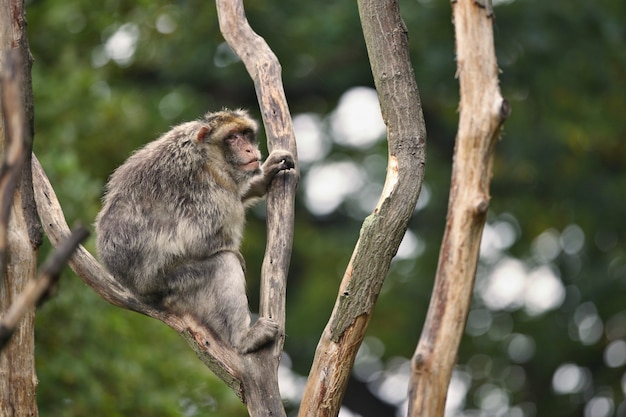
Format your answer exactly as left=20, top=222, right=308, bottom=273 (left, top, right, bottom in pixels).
left=26, top=0, right=626, bottom=415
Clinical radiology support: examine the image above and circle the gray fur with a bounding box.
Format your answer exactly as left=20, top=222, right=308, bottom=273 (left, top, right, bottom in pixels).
left=95, top=109, right=293, bottom=353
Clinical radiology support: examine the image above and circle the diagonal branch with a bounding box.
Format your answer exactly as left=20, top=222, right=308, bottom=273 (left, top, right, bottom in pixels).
left=298, top=0, right=427, bottom=415
left=407, top=0, right=510, bottom=415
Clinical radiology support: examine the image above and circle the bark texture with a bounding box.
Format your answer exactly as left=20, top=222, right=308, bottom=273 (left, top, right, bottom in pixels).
left=0, top=0, right=42, bottom=415
left=407, top=0, right=509, bottom=415
left=298, top=0, right=427, bottom=415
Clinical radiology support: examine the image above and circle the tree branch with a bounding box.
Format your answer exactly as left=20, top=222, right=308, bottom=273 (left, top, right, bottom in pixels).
left=0, top=50, right=29, bottom=279
left=0, top=225, right=89, bottom=350
left=0, top=6, right=42, bottom=413
left=216, top=1, right=299, bottom=416
left=407, top=0, right=509, bottom=415
left=215, top=0, right=299, bottom=337
left=298, top=0, right=427, bottom=415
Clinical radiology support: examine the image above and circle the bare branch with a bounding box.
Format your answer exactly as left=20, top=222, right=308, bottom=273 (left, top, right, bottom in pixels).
left=0, top=4, right=41, bottom=414
left=216, top=1, right=298, bottom=415
left=216, top=0, right=298, bottom=343
left=0, top=225, right=89, bottom=350
left=407, top=0, right=509, bottom=415
left=0, top=50, right=29, bottom=276
left=298, top=0, right=427, bottom=415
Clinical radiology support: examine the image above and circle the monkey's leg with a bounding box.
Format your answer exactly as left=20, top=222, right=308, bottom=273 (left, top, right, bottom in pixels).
left=167, top=252, right=277, bottom=353
left=210, top=252, right=279, bottom=354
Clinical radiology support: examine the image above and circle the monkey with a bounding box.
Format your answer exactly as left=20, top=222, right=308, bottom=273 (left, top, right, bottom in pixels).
left=95, top=109, right=294, bottom=354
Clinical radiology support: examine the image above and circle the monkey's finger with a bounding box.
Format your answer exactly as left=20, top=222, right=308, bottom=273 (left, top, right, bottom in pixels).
left=280, top=158, right=295, bottom=170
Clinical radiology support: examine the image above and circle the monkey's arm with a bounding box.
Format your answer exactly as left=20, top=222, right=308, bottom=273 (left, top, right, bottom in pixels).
left=242, top=150, right=294, bottom=201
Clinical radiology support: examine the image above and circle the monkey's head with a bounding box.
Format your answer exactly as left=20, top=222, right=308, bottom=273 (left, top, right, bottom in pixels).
left=194, top=109, right=262, bottom=178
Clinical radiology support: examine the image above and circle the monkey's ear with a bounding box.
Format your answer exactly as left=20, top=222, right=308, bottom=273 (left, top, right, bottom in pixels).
left=194, top=126, right=211, bottom=143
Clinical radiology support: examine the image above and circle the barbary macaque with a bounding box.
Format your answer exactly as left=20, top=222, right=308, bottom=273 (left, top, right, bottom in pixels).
left=95, top=109, right=294, bottom=353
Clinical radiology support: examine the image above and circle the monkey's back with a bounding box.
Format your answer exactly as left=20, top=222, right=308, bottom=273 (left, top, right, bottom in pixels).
left=95, top=126, right=246, bottom=296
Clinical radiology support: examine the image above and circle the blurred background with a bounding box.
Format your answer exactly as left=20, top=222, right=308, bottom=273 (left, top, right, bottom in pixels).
left=26, top=0, right=625, bottom=416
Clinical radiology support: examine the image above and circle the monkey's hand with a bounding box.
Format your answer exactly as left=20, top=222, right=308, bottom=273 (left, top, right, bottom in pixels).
left=263, top=149, right=295, bottom=177
left=243, top=150, right=295, bottom=200
left=237, top=317, right=280, bottom=354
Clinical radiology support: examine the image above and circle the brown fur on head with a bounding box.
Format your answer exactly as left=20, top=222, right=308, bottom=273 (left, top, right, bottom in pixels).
left=196, top=109, right=259, bottom=144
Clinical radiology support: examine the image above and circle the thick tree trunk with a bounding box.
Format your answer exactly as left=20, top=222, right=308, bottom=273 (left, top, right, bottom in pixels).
left=0, top=1, right=42, bottom=415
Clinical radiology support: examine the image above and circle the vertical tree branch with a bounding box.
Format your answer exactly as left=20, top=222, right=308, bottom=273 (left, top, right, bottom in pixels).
left=216, top=2, right=298, bottom=416
left=407, top=0, right=509, bottom=415
left=298, top=0, right=427, bottom=415
left=0, top=0, right=42, bottom=414
left=215, top=0, right=299, bottom=342
left=0, top=51, right=28, bottom=274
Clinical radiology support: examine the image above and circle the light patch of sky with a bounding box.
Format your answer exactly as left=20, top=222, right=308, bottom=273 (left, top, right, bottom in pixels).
left=293, top=113, right=330, bottom=165
left=506, top=334, right=536, bottom=363
left=531, top=224, right=586, bottom=263
left=214, top=42, right=240, bottom=68
left=572, top=302, right=604, bottom=345
left=298, top=87, right=397, bottom=217
left=561, top=224, right=585, bottom=255
left=353, top=337, right=385, bottom=382
left=330, top=87, right=386, bottom=148
left=532, top=228, right=561, bottom=262
left=415, top=183, right=431, bottom=212
left=304, top=161, right=366, bottom=216
left=156, top=13, right=177, bottom=34
left=475, top=384, right=510, bottom=416
left=585, top=397, right=614, bottom=417
left=466, top=308, right=493, bottom=337
left=370, top=357, right=411, bottom=406
left=445, top=369, right=472, bottom=415
left=478, top=257, right=565, bottom=316
left=552, top=363, right=590, bottom=394
left=480, top=217, right=518, bottom=261
left=338, top=408, right=363, bottom=417
left=277, top=353, right=307, bottom=403
left=524, top=266, right=566, bottom=315
left=604, top=340, right=626, bottom=368
left=396, top=230, right=425, bottom=260
left=101, top=23, right=140, bottom=67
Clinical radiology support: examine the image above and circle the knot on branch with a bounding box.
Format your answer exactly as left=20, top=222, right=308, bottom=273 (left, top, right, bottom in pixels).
left=475, top=196, right=490, bottom=217
left=499, top=97, right=511, bottom=122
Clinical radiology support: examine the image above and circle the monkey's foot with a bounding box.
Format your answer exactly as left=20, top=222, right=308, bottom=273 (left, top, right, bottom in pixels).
left=238, top=317, right=279, bottom=354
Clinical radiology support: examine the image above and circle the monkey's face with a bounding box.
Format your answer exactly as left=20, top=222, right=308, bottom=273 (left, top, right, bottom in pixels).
left=225, top=129, right=262, bottom=175
left=194, top=110, right=262, bottom=178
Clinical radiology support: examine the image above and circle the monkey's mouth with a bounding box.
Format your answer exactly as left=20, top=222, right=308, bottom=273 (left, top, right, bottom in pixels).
left=240, top=159, right=260, bottom=170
